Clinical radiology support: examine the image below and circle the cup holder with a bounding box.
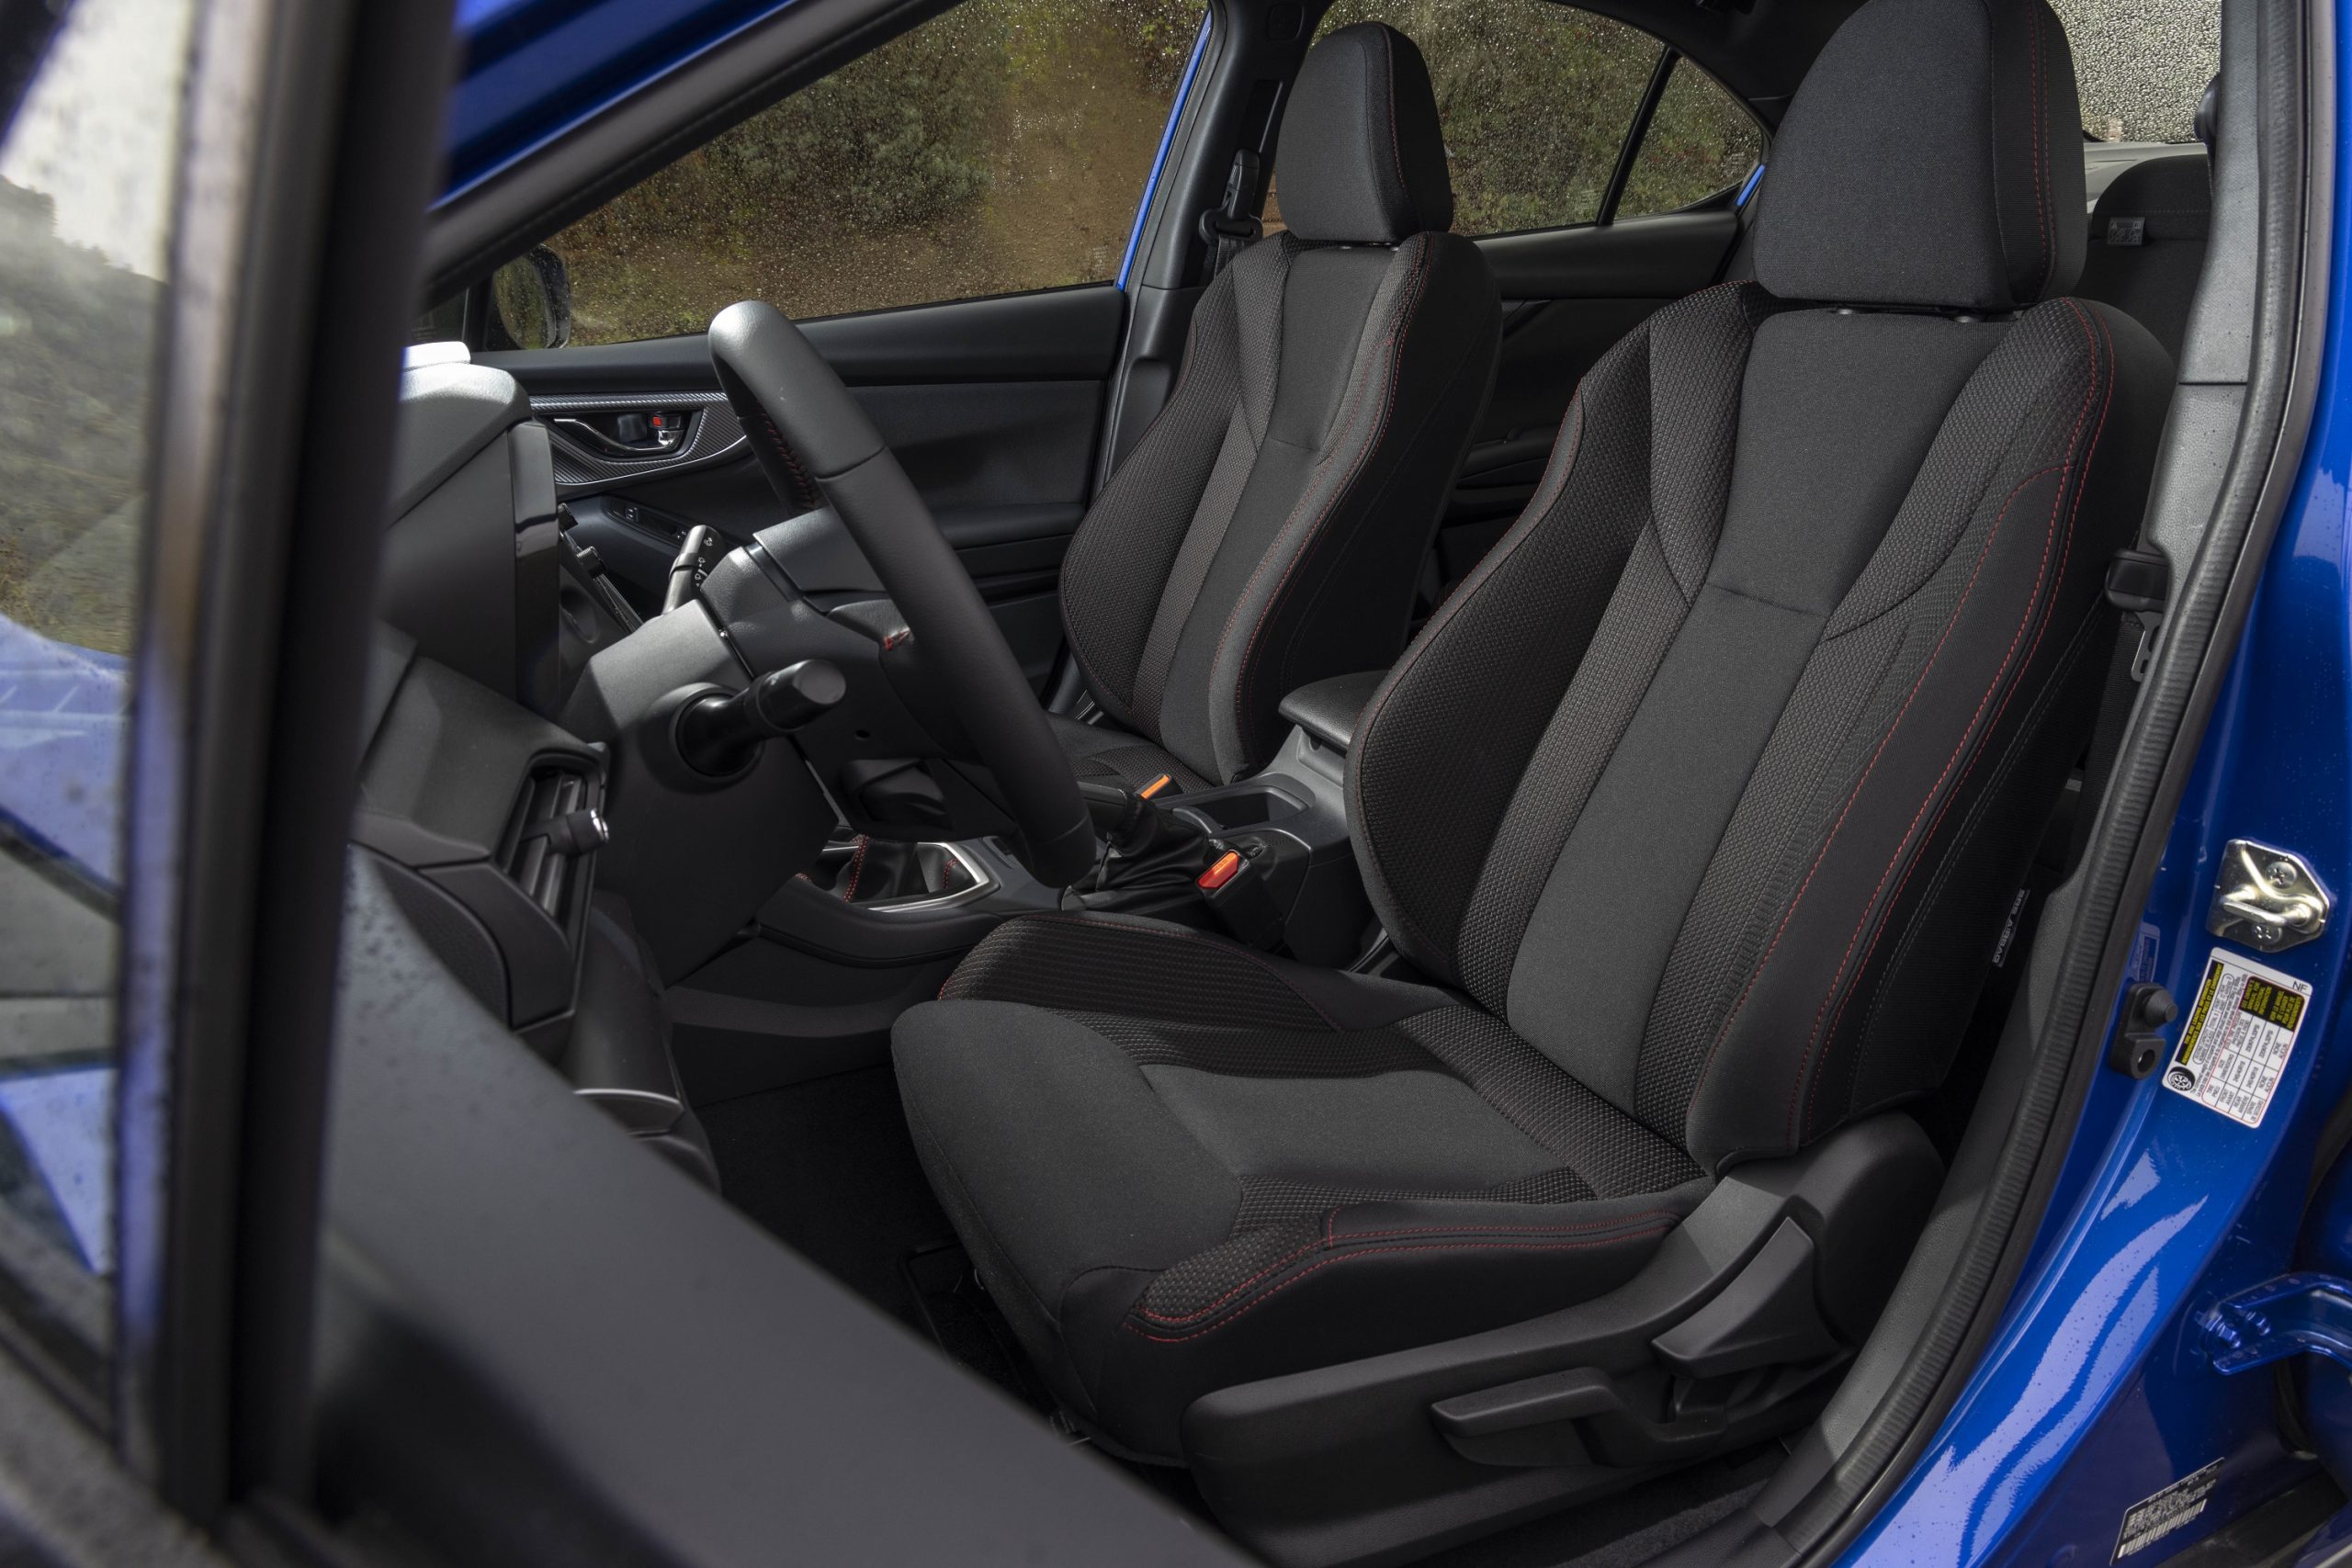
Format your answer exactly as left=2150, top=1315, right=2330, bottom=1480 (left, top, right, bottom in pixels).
left=1175, top=784, right=1305, bottom=833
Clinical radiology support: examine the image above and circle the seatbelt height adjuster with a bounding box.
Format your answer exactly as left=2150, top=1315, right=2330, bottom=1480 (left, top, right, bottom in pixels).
left=1199, top=150, right=1264, bottom=279
left=2106, top=546, right=2170, bottom=682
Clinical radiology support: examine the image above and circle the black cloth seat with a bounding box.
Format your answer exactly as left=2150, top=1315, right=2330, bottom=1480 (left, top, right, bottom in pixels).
left=1052, top=23, right=1500, bottom=792
left=895, top=0, right=2172, bottom=1464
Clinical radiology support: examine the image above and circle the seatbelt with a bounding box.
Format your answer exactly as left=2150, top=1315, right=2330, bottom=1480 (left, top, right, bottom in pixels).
left=2069, top=546, right=2172, bottom=869
left=1199, top=150, right=1263, bottom=281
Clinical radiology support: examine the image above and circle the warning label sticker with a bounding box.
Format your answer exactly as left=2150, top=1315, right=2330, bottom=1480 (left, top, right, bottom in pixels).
left=2161, top=948, right=2313, bottom=1129
left=2114, top=1460, right=2221, bottom=1561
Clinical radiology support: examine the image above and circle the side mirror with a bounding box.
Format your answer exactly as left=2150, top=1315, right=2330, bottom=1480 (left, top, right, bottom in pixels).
left=489, top=244, right=572, bottom=350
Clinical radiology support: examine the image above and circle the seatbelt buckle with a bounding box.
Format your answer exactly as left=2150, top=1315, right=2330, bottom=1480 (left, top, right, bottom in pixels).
left=1197, top=836, right=1283, bottom=948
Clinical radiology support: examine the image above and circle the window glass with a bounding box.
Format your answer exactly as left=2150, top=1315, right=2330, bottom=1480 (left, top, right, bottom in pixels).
left=542, top=0, right=1205, bottom=345
left=1283, top=0, right=1661, bottom=237
left=1616, top=58, right=1763, bottom=220
left=2051, top=0, right=2221, bottom=143
left=0, top=0, right=198, bottom=1374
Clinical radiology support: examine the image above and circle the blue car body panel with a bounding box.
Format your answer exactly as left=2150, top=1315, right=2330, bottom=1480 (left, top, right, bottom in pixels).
left=445, top=0, right=803, bottom=203
left=442, top=0, right=1206, bottom=286
left=1838, top=23, right=2351, bottom=1562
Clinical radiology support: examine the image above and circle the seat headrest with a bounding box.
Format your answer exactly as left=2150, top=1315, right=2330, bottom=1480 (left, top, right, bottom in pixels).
left=1277, top=23, right=1453, bottom=244
left=1756, top=0, right=2086, bottom=310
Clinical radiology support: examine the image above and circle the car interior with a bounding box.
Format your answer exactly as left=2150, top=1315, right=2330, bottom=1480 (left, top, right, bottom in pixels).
left=321, top=0, right=2254, bottom=1561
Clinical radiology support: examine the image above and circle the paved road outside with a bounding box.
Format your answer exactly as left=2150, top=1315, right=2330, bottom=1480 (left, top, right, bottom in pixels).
left=2052, top=0, right=2222, bottom=143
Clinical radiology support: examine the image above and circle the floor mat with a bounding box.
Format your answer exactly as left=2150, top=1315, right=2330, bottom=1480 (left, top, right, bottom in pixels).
left=695, top=1066, right=1060, bottom=1412
left=900, top=1238, right=1057, bottom=1413
left=1411, top=1442, right=1783, bottom=1568
left=694, top=1066, right=949, bottom=1328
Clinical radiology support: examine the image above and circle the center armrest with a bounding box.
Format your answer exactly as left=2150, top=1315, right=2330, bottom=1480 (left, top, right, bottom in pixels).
left=1278, top=670, right=1387, bottom=754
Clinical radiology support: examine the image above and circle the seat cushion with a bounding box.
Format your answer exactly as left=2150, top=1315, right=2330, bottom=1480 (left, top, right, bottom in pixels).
left=1048, top=714, right=1209, bottom=794
left=893, top=913, right=1708, bottom=1460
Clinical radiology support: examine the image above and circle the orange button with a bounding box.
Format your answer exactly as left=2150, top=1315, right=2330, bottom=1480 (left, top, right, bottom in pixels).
left=1138, top=773, right=1173, bottom=800
left=1197, top=850, right=1243, bottom=891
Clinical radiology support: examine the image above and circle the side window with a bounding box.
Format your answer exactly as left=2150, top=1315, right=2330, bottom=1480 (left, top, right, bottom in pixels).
left=537, top=0, right=1207, bottom=346
left=1272, top=3, right=1761, bottom=238
left=1297, top=0, right=1668, bottom=236
left=1616, top=57, right=1766, bottom=220
left=0, top=0, right=198, bottom=1375
left=2052, top=0, right=2220, bottom=143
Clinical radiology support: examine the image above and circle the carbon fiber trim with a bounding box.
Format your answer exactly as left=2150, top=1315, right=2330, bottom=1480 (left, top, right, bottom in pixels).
left=531, top=391, right=747, bottom=492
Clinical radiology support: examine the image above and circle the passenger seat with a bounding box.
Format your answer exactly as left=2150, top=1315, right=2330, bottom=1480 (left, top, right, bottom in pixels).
left=2074, top=150, right=2211, bottom=364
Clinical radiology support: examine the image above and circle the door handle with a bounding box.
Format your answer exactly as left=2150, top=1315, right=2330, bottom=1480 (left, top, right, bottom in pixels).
left=550, top=411, right=689, bottom=457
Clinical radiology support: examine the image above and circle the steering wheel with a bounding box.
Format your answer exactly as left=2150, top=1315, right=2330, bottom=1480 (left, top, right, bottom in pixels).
left=707, top=300, right=1095, bottom=888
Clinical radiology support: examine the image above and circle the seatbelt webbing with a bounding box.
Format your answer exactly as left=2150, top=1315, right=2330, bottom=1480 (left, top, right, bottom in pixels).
left=1200, top=150, right=1263, bottom=281
left=2070, top=545, right=2173, bottom=869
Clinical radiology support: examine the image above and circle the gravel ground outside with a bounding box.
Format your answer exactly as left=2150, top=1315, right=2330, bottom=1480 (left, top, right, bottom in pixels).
left=2052, top=0, right=2222, bottom=143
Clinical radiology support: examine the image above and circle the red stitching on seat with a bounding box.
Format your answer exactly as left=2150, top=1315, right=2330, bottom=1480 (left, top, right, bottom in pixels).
left=1063, top=298, right=1218, bottom=728
left=1123, top=1225, right=1676, bottom=1343
left=1130, top=1207, right=1685, bottom=1327
left=953, top=911, right=1343, bottom=1029
left=1350, top=282, right=1748, bottom=971
left=1211, top=237, right=1434, bottom=773
left=1691, top=307, right=2109, bottom=1151
left=1687, top=449, right=2082, bottom=1142
left=1801, top=300, right=2115, bottom=1138
left=2029, top=5, right=2050, bottom=290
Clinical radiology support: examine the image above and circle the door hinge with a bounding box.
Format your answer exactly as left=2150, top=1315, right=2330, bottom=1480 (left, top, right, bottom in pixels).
left=2199, top=1273, right=2352, bottom=1373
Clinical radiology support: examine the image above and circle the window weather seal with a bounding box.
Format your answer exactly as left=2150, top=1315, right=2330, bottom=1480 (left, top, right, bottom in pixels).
left=1599, top=44, right=1679, bottom=227
left=1120, top=8, right=1214, bottom=292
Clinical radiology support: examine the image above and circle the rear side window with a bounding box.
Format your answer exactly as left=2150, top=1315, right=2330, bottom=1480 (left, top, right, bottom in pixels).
left=1616, top=56, right=1764, bottom=220
left=2052, top=0, right=2220, bottom=143
left=1278, top=0, right=1760, bottom=238
left=537, top=0, right=1208, bottom=344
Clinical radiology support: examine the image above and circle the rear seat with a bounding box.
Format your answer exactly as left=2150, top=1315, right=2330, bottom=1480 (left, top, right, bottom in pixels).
left=2074, top=149, right=2211, bottom=364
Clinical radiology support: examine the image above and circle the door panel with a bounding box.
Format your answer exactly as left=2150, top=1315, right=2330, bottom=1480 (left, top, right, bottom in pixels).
left=480, top=283, right=1124, bottom=684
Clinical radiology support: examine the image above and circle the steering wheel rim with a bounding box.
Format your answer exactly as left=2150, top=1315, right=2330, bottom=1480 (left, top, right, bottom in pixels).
left=707, top=299, right=1095, bottom=889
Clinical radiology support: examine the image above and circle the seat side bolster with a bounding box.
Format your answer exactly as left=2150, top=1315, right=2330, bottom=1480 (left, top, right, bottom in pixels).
left=1058, top=265, right=1249, bottom=734
left=1204, top=231, right=1503, bottom=780
left=1681, top=301, right=2170, bottom=1171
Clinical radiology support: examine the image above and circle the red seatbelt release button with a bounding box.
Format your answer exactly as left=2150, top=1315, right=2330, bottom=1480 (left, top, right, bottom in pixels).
left=1197, top=850, right=1244, bottom=891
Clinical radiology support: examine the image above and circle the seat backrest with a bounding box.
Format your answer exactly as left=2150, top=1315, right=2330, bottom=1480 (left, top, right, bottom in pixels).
left=1349, top=0, right=2173, bottom=1175
left=1058, top=23, right=1500, bottom=785
left=2076, top=150, right=2211, bottom=365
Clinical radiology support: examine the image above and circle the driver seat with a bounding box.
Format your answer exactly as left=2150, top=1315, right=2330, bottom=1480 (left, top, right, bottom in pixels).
left=1051, top=22, right=1500, bottom=792
left=895, top=0, right=2166, bottom=1474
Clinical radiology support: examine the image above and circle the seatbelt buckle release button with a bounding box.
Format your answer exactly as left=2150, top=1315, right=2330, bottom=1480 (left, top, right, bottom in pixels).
left=1198, top=850, right=1244, bottom=891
